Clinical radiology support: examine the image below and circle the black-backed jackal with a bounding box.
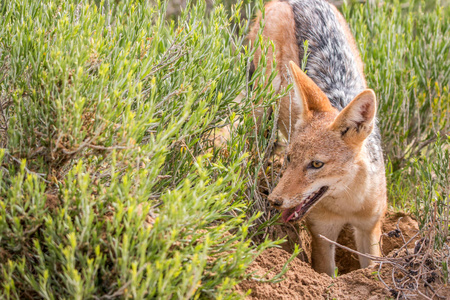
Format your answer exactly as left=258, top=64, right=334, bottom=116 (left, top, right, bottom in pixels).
left=249, top=0, right=387, bottom=276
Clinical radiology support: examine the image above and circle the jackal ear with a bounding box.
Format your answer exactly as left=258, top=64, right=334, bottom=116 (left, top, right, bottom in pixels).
left=330, top=89, right=376, bottom=146
left=288, top=61, right=333, bottom=123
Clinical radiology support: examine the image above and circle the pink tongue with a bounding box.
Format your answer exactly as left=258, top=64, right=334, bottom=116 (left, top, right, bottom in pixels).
left=281, top=204, right=302, bottom=223
left=281, top=209, right=295, bottom=223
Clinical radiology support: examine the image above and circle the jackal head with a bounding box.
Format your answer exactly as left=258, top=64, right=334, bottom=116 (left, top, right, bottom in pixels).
left=268, top=61, right=377, bottom=222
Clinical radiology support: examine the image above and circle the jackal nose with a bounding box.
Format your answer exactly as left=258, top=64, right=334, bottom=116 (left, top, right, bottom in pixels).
left=268, top=194, right=283, bottom=208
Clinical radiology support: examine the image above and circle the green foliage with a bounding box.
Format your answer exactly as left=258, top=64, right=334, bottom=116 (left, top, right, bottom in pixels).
left=343, top=0, right=450, bottom=245
left=0, top=0, right=449, bottom=298
left=411, top=136, right=449, bottom=246
left=388, top=135, right=450, bottom=247
left=0, top=0, right=289, bottom=298
left=343, top=0, right=450, bottom=171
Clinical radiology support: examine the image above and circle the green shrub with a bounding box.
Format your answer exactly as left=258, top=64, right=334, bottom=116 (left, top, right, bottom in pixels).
left=411, top=136, right=449, bottom=247
left=0, top=0, right=291, bottom=298
left=343, top=0, right=449, bottom=171
left=343, top=0, right=449, bottom=228
left=0, top=0, right=448, bottom=298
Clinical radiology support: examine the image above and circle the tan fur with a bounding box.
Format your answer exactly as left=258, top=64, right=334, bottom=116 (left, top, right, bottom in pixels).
left=248, top=0, right=301, bottom=138
left=250, top=1, right=387, bottom=277
left=330, top=89, right=377, bottom=148
left=289, top=61, right=334, bottom=116
left=269, top=65, right=386, bottom=275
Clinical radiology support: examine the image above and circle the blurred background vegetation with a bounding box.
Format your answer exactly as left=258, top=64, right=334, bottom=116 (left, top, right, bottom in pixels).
left=0, top=0, right=448, bottom=298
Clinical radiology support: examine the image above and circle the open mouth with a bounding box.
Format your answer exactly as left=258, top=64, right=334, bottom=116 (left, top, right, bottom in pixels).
left=281, top=186, right=329, bottom=223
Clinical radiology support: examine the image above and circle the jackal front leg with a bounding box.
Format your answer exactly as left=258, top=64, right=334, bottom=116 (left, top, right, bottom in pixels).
left=308, top=219, right=345, bottom=277
left=354, top=220, right=382, bottom=268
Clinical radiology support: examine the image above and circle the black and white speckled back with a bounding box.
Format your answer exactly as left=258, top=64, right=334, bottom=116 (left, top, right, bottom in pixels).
left=285, top=0, right=366, bottom=111
left=283, top=0, right=382, bottom=162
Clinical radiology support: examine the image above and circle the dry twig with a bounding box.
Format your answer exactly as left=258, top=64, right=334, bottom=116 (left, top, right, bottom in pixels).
left=320, top=211, right=449, bottom=300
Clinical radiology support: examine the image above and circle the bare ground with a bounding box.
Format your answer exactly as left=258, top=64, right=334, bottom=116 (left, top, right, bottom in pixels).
left=236, top=212, right=450, bottom=299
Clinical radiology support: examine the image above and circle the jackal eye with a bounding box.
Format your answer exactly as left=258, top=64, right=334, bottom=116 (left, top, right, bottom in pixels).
left=286, top=154, right=291, bottom=163
left=309, top=160, right=324, bottom=169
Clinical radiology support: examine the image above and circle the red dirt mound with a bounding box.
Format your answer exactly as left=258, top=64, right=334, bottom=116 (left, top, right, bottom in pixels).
left=335, top=211, right=421, bottom=274
left=236, top=247, right=389, bottom=299
left=236, top=212, right=446, bottom=299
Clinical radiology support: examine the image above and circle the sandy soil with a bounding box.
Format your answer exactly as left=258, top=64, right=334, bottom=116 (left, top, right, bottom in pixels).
left=236, top=212, right=450, bottom=299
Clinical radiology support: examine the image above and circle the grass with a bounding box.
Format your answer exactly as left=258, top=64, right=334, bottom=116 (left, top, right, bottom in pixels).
left=343, top=0, right=449, bottom=245
left=0, top=0, right=448, bottom=298
left=0, top=0, right=289, bottom=298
